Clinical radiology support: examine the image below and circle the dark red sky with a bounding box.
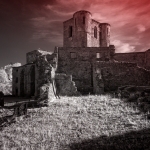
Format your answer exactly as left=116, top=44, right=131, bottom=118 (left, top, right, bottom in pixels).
left=0, top=0, right=150, bottom=67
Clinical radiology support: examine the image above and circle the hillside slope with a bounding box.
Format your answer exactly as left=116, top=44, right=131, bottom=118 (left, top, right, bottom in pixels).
left=1, top=95, right=150, bottom=149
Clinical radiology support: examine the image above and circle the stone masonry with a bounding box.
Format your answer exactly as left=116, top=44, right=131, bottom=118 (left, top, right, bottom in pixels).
left=63, top=10, right=110, bottom=47
left=114, top=50, right=150, bottom=70
left=12, top=10, right=150, bottom=98
left=12, top=49, right=79, bottom=99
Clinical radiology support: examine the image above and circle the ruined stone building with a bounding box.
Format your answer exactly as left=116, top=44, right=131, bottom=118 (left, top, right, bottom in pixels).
left=12, top=10, right=150, bottom=98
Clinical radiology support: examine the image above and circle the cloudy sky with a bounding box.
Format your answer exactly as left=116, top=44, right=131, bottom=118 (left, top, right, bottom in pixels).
left=0, top=0, right=150, bottom=67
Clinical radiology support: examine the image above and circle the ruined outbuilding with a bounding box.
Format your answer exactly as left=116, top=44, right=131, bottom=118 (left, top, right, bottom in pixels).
left=12, top=50, right=79, bottom=99
left=12, top=10, right=150, bottom=99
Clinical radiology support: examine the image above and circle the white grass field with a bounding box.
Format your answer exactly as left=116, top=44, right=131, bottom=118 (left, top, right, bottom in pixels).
left=0, top=95, right=150, bottom=150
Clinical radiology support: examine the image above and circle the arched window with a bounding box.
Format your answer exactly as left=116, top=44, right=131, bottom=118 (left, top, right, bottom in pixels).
left=83, top=16, right=85, bottom=24
left=94, top=26, right=97, bottom=38
left=69, top=26, right=73, bottom=37
left=107, top=27, right=109, bottom=35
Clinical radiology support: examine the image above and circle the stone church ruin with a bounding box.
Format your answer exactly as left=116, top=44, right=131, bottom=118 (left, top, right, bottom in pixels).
left=12, top=10, right=150, bottom=99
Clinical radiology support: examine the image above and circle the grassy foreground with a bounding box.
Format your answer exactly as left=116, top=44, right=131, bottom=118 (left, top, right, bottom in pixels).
left=0, top=95, right=150, bottom=150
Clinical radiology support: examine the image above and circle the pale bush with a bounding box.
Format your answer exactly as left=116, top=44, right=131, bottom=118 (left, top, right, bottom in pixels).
left=0, top=69, right=9, bottom=83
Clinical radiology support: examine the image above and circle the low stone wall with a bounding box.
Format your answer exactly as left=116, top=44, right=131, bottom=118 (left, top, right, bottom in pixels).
left=114, top=52, right=145, bottom=68
left=94, top=62, right=150, bottom=92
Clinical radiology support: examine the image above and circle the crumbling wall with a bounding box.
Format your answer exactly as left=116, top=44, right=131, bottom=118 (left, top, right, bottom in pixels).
left=13, top=50, right=58, bottom=99
left=56, top=74, right=80, bottom=96
left=26, top=50, right=53, bottom=64
left=38, top=83, right=55, bottom=101
left=57, top=46, right=115, bottom=94
left=13, top=49, right=79, bottom=99
left=94, top=62, right=150, bottom=92
left=58, top=59, right=93, bottom=94
left=35, top=54, right=57, bottom=98
left=34, top=52, right=79, bottom=97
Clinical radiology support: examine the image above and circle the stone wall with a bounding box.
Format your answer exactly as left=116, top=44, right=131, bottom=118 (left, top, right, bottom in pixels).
left=63, top=18, right=74, bottom=47
left=100, top=23, right=110, bottom=47
left=58, top=59, right=93, bottom=94
left=13, top=49, right=80, bottom=98
left=26, top=50, right=53, bottom=64
left=57, top=46, right=115, bottom=94
left=12, top=64, right=35, bottom=97
left=114, top=52, right=145, bottom=68
left=24, top=64, right=35, bottom=96
left=13, top=50, right=58, bottom=98
left=90, top=20, right=100, bottom=47
left=35, top=54, right=57, bottom=97
left=114, top=50, right=150, bottom=70
left=145, top=50, right=150, bottom=69
left=94, top=62, right=150, bottom=92
left=11, top=10, right=150, bottom=97
left=55, top=73, right=80, bottom=96
left=38, top=83, right=55, bottom=101
left=57, top=46, right=114, bottom=63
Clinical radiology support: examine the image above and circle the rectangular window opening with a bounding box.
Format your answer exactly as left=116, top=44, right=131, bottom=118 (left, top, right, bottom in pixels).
left=96, top=53, right=101, bottom=59
left=83, top=17, right=85, bottom=24
left=70, top=52, right=77, bottom=59
left=100, top=31, right=102, bottom=46
left=16, top=77, right=18, bottom=83
left=69, top=26, right=73, bottom=37
left=16, top=88, right=18, bottom=95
